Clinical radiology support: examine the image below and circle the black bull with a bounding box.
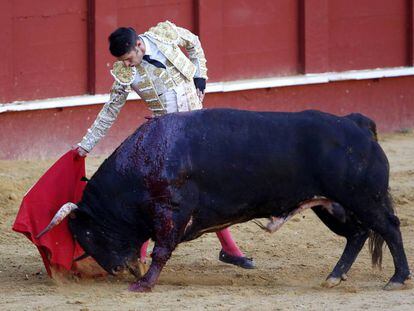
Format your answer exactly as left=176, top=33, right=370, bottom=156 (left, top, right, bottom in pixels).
left=65, top=109, right=410, bottom=291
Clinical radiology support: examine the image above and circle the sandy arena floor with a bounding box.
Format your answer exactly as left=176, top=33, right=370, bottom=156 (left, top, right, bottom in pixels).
left=1, top=132, right=414, bottom=310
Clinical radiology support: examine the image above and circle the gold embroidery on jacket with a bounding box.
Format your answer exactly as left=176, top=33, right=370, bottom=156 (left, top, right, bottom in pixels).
left=135, top=65, right=165, bottom=113
left=145, top=21, right=179, bottom=44
left=145, top=21, right=198, bottom=81
left=110, top=61, right=136, bottom=85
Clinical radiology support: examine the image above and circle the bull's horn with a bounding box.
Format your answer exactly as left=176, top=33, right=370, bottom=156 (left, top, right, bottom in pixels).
left=36, top=202, right=78, bottom=239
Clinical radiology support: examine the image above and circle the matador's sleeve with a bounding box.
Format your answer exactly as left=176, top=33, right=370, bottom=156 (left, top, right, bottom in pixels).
left=175, top=26, right=208, bottom=80
left=78, top=81, right=129, bottom=152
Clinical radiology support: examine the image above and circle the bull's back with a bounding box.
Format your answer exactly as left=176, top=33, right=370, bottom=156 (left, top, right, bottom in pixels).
left=151, top=109, right=383, bottom=208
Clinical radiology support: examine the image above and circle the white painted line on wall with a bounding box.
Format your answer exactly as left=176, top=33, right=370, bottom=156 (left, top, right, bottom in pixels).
left=1, top=67, right=414, bottom=113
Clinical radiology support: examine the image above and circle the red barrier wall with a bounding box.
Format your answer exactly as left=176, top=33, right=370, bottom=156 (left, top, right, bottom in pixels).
left=0, top=0, right=88, bottom=103
left=1, top=0, right=412, bottom=101
left=198, top=0, right=300, bottom=80
left=328, top=0, right=408, bottom=71
left=0, top=0, right=413, bottom=159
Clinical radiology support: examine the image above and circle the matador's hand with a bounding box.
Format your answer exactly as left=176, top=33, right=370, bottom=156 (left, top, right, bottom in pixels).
left=72, top=146, right=88, bottom=157
left=193, top=78, right=206, bottom=104
left=196, top=89, right=205, bottom=104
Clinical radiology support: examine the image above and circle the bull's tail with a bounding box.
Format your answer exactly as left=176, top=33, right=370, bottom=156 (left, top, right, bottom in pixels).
left=368, top=231, right=384, bottom=268
left=368, top=192, right=395, bottom=268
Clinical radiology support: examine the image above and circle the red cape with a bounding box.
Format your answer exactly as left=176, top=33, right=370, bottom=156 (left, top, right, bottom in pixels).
left=13, top=150, right=90, bottom=276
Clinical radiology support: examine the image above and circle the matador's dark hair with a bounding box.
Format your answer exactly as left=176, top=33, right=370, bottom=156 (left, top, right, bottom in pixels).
left=108, top=27, right=138, bottom=57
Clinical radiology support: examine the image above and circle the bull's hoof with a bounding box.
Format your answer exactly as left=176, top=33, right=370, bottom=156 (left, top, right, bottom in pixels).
left=128, top=281, right=152, bottom=292
left=384, top=272, right=413, bottom=290
left=383, top=278, right=412, bottom=291
left=321, top=277, right=341, bottom=288
left=321, top=274, right=347, bottom=288
left=383, top=282, right=407, bottom=291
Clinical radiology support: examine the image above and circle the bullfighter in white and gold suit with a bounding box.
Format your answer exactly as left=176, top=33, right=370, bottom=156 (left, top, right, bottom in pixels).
left=79, top=21, right=207, bottom=152
left=76, top=21, right=255, bottom=270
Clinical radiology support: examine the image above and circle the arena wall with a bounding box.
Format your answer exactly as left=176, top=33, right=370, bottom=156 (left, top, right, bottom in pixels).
left=0, top=0, right=413, bottom=159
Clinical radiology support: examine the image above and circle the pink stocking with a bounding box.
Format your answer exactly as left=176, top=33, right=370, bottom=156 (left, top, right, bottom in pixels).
left=140, top=240, right=150, bottom=263
left=216, top=228, right=244, bottom=257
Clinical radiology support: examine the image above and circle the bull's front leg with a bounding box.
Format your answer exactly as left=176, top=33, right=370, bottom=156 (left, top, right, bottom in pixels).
left=128, top=243, right=172, bottom=292
left=128, top=203, right=179, bottom=292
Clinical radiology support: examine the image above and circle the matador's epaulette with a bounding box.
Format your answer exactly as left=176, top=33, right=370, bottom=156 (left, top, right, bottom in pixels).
left=110, top=61, right=137, bottom=86
left=145, top=20, right=179, bottom=44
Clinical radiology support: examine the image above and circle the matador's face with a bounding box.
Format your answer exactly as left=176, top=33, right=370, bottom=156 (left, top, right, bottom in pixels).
left=118, top=39, right=145, bottom=67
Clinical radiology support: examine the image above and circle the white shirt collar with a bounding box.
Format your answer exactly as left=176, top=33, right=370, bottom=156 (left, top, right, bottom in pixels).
left=139, top=35, right=153, bottom=57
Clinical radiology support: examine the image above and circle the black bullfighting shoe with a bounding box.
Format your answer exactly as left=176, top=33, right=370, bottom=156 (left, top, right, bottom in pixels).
left=219, top=249, right=256, bottom=269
